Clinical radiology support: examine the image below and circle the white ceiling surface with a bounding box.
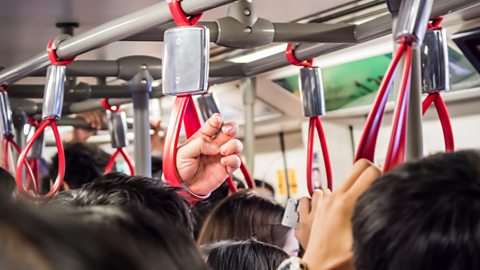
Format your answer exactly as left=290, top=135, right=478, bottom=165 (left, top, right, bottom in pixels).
left=0, top=0, right=356, bottom=67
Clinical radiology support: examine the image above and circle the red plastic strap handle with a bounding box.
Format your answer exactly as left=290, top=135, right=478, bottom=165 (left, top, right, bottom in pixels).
left=226, top=176, right=238, bottom=193
left=47, top=39, right=75, bottom=66
left=286, top=43, right=313, bottom=67
left=101, top=98, right=120, bottom=113
left=167, top=0, right=203, bottom=26
left=3, top=136, right=19, bottom=172
left=383, top=44, right=413, bottom=172
left=240, top=162, right=256, bottom=189
left=105, top=148, right=135, bottom=176
left=16, top=118, right=65, bottom=200
left=428, top=17, right=445, bottom=30
left=3, top=136, right=38, bottom=192
left=163, top=96, right=202, bottom=188
left=306, top=117, right=333, bottom=195
left=355, top=42, right=407, bottom=162
left=422, top=93, right=455, bottom=152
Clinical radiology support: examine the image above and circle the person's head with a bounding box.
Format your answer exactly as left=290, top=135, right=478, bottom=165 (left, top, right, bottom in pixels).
left=198, top=191, right=297, bottom=255
left=54, top=205, right=208, bottom=270
left=0, top=199, right=157, bottom=270
left=254, top=179, right=275, bottom=198
left=0, top=166, right=15, bottom=197
left=192, top=182, right=230, bottom=239
left=49, top=173, right=194, bottom=237
left=49, top=143, right=110, bottom=189
left=352, top=150, right=480, bottom=270
left=202, top=239, right=288, bottom=270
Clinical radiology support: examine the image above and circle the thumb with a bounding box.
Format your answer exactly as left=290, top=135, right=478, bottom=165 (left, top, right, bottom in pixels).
left=177, top=136, right=220, bottom=160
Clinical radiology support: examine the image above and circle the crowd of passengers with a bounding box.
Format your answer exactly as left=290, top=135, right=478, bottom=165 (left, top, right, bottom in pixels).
left=0, top=112, right=479, bottom=270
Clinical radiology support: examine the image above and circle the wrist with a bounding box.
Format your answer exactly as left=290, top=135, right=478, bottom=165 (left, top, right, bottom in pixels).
left=278, top=257, right=309, bottom=270
left=303, top=253, right=354, bottom=270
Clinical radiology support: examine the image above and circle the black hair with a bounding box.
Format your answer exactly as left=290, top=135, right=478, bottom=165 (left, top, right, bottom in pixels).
left=0, top=199, right=155, bottom=270
left=49, top=173, right=194, bottom=236
left=203, top=239, right=288, bottom=270
left=254, top=179, right=275, bottom=197
left=198, top=191, right=290, bottom=248
left=352, top=150, right=480, bottom=270
left=55, top=205, right=208, bottom=270
left=49, top=142, right=110, bottom=189
left=0, top=166, right=15, bottom=197
left=151, top=155, right=163, bottom=179
left=192, top=182, right=230, bottom=239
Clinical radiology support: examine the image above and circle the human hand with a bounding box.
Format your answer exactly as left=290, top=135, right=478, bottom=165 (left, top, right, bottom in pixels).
left=77, top=110, right=105, bottom=130
left=295, top=188, right=331, bottom=249
left=302, top=159, right=381, bottom=270
left=150, top=119, right=165, bottom=153
left=176, top=113, right=242, bottom=196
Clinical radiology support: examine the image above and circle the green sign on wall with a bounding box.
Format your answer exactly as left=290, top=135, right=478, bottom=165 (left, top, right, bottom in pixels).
left=274, top=45, right=480, bottom=112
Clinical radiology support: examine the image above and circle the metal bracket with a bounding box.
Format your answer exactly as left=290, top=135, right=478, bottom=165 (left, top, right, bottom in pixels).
left=216, top=0, right=274, bottom=48
left=394, top=0, right=435, bottom=45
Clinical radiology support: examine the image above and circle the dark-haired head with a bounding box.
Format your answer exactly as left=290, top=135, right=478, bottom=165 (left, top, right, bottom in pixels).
left=55, top=205, right=208, bottom=270
left=202, top=239, right=288, bottom=270
left=197, top=191, right=293, bottom=252
left=49, top=143, right=110, bottom=189
left=49, top=173, right=194, bottom=237
left=353, top=150, right=480, bottom=270
left=0, top=199, right=156, bottom=270
left=0, top=166, right=15, bottom=197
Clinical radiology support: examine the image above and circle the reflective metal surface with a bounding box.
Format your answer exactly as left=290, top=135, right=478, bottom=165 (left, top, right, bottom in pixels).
left=197, top=93, right=220, bottom=121
left=0, top=91, right=13, bottom=136
left=42, top=65, right=66, bottom=119
left=421, top=28, right=450, bottom=93
left=394, top=0, right=434, bottom=44
left=108, top=111, right=129, bottom=149
left=163, top=26, right=210, bottom=96
left=300, top=67, right=326, bottom=117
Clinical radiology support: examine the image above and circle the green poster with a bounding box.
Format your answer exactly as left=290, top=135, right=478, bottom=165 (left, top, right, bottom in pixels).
left=273, top=45, right=480, bottom=112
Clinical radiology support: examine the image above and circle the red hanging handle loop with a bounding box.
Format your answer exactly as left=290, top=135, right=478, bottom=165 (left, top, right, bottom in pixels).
left=102, top=99, right=134, bottom=176
left=427, top=17, right=445, bottom=30
left=101, top=98, right=120, bottom=113
left=306, top=117, right=333, bottom=195
left=383, top=44, right=413, bottom=172
left=240, top=162, right=256, bottom=189
left=286, top=43, right=313, bottom=67
left=355, top=41, right=408, bottom=162
left=16, top=118, right=65, bottom=200
left=163, top=96, right=207, bottom=202
left=422, top=93, right=454, bottom=152
left=167, top=0, right=203, bottom=26
left=47, top=39, right=75, bottom=66
left=226, top=176, right=239, bottom=193
left=105, top=148, right=135, bottom=176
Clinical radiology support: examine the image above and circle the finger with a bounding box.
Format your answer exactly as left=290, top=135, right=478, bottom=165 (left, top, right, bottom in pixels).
left=178, top=137, right=220, bottom=159
left=221, top=155, right=241, bottom=174
left=310, top=190, right=323, bottom=215
left=336, top=159, right=373, bottom=194
left=213, top=122, right=238, bottom=146
left=298, top=197, right=311, bottom=220
left=194, top=113, right=223, bottom=138
left=220, top=139, right=243, bottom=156
left=92, top=113, right=103, bottom=129
left=345, top=165, right=381, bottom=204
